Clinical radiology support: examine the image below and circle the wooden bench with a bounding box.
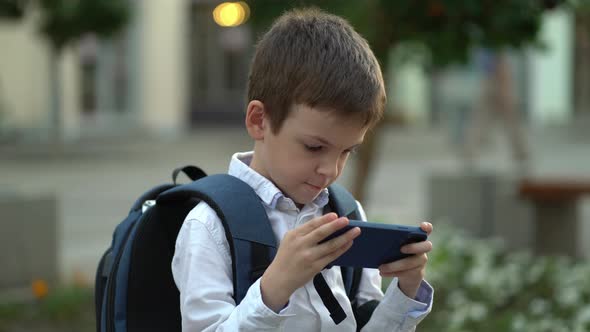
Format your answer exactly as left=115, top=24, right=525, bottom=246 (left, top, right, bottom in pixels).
left=519, top=179, right=590, bottom=257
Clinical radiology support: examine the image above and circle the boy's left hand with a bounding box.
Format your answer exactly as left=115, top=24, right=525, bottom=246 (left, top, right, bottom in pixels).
left=378, top=222, right=433, bottom=299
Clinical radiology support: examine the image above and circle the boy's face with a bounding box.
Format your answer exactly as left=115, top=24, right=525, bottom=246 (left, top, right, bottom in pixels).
left=249, top=103, right=367, bottom=206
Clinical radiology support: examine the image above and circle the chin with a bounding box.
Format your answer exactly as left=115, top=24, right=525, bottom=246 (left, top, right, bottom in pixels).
left=288, top=192, right=314, bottom=206
left=297, top=194, right=319, bottom=206
left=285, top=185, right=322, bottom=206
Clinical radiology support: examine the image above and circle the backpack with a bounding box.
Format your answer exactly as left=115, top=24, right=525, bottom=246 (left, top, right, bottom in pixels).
left=95, top=166, right=377, bottom=332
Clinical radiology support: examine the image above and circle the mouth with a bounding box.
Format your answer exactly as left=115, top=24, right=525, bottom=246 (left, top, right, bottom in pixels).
left=306, top=183, right=325, bottom=191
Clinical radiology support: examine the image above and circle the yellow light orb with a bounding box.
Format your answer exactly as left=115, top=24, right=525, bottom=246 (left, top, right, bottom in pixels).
left=237, top=2, right=250, bottom=22
left=213, top=2, right=250, bottom=27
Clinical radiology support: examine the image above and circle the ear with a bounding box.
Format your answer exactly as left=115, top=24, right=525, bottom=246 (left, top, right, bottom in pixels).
left=245, top=100, right=267, bottom=140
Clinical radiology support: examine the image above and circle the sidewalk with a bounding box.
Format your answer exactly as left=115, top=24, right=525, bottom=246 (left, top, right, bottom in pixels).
left=1, top=125, right=588, bottom=284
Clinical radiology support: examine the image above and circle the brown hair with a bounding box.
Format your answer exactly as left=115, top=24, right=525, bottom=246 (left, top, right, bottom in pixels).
left=247, top=8, right=385, bottom=133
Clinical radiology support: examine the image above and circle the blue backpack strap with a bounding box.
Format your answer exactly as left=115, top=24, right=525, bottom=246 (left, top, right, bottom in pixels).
left=157, top=174, right=277, bottom=304
left=129, top=184, right=175, bottom=213
left=328, top=183, right=359, bottom=218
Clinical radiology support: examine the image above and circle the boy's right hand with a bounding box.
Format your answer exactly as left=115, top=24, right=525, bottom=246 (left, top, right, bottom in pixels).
left=260, top=213, right=360, bottom=312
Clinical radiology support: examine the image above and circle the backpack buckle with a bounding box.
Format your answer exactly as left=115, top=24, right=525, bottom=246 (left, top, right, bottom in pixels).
left=142, top=200, right=156, bottom=213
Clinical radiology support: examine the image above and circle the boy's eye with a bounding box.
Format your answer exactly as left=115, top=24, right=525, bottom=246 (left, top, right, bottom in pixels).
left=305, top=145, right=323, bottom=152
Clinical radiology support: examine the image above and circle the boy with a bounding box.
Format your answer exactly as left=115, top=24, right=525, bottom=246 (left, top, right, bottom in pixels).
left=172, top=8, right=433, bottom=331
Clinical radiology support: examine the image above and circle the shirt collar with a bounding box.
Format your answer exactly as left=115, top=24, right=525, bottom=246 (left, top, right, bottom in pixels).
left=228, top=151, right=329, bottom=210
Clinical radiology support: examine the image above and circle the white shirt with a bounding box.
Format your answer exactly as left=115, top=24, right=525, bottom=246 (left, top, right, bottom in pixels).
left=172, top=151, right=433, bottom=331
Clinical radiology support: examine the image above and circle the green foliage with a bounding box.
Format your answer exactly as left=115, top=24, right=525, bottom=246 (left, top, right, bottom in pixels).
left=420, top=226, right=590, bottom=332
left=0, top=286, right=94, bottom=331
left=0, top=0, right=130, bottom=50
left=569, top=0, right=590, bottom=10
left=0, top=0, right=28, bottom=20
left=379, top=1, right=545, bottom=66
left=38, top=0, right=130, bottom=50
left=248, top=1, right=566, bottom=67
left=39, top=285, right=94, bottom=321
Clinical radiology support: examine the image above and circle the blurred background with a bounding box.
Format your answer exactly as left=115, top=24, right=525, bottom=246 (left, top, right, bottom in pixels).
left=0, top=0, right=589, bottom=331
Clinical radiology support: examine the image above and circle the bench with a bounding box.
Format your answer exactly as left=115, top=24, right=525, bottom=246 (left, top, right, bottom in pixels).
left=519, top=179, right=590, bottom=257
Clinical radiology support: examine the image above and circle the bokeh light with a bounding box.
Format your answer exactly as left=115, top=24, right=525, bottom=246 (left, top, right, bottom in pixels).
left=213, top=2, right=250, bottom=27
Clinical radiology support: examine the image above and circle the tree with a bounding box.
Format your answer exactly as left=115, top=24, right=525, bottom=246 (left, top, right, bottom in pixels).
left=0, top=0, right=27, bottom=19
left=249, top=0, right=567, bottom=201
left=571, top=0, right=590, bottom=117
left=0, top=0, right=130, bottom=140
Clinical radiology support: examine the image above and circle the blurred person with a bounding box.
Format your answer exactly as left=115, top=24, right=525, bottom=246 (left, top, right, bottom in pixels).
left=462, top=50, right=530, bottom=175
left=171, top=8, right=433, bottom=331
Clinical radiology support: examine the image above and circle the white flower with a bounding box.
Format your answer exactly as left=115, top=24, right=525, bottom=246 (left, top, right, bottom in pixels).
left=529, top=298, right=550, bottom=316
left=574, top=306, right=590, bottom=324
left=556, top=286, right=580, bottom=308
left=468, top=302, right=488, bottom=321
left=510, top=314, right=527, bottom=331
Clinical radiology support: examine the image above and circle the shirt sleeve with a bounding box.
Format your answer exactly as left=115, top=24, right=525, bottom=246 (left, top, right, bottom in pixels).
left=353, top=201, right=434, bottom=331
left=361, top=279, right=433, bottom=332
left=171, top=202, right=294, bottom=332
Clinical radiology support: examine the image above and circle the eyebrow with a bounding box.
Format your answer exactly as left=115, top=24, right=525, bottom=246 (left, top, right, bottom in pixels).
left=304, top=135, right=363, bottom=150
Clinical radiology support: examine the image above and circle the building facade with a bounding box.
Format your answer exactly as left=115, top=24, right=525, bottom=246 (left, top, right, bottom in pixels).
left=0, top=3, right=582, bottom=142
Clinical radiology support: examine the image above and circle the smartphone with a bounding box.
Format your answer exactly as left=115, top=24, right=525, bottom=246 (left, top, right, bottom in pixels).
left=321, top=220, right=428, bottom=268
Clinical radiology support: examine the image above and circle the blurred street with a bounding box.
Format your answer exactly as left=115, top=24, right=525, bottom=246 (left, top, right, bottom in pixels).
left=1, top=124, right=588, bottom=284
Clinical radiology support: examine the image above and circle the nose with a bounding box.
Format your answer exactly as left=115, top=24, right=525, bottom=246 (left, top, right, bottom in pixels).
left=316, top=155, right=340, bottom=179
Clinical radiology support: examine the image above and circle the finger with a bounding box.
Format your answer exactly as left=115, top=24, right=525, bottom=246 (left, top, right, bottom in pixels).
left=316, top=226, right=360, bottom=256
left=317, top=238, right=354, bottom=269
left=380, top=267, right=426, bottom=279
left=299, top=226, right=359, bottom=267
left=296, top=213, right=339, bottom=236
left=379, top=253, right=428, bottom=275
left=401, top=240, right=433, bottom=255
left=420, top=222, right=433, bottom=235
left=305, top=216, right=350, bottom=244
